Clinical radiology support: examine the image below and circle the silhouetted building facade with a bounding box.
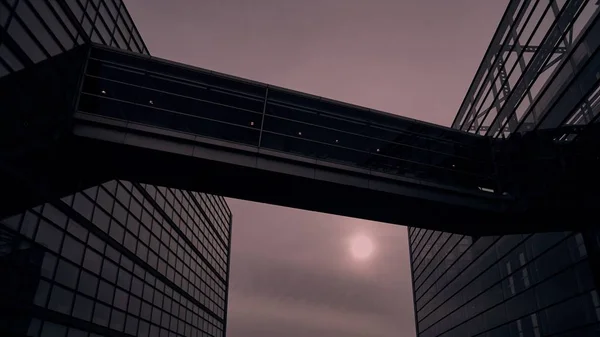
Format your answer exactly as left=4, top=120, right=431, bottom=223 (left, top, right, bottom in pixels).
left=408, top=229, right=600, bottom=337
left=0, top=181, right=232, bottom=337
left=0, top=1, right=232, bottom=337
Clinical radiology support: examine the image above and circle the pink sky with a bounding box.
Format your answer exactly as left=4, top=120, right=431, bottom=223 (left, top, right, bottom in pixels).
left=124, top=1, right=508, bottom=336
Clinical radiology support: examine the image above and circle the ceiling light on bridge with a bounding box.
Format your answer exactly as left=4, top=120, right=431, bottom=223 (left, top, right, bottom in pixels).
left=149, top=100, right=154, bottom=105
left=298, top=131, right=302, bottom=136
left=101, top=90, right=106, bottom=94
left=335, top=139, right=339, bottom=143
left=376, top=148, right=380, bottom=152
left=250, top=121, right=254, bottom=126
left=452, top=164, right=456, bottom=168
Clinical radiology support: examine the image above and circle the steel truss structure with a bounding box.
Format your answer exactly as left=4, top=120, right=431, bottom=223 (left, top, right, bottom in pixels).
left=453, top=0, right=600, bottom=140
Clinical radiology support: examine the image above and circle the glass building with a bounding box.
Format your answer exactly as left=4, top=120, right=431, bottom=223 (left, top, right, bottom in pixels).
left=409, top=229, right=600, bottom=336
left=410, top=1, right=600, bottom=335
left=0, top=1, right=232, bottom=337
left=0, top=0, right=148, bottom=78
left=0, top=181, right=232, bottom=337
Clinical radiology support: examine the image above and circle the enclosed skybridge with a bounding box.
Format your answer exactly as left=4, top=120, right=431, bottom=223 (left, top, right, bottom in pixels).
left=68, top=45, right=514, bottom=236
left=2, top=0, right=600, bottom=235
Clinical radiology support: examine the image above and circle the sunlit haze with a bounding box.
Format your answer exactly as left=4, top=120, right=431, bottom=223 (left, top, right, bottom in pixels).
left=350, top=234, right=375, bottom=260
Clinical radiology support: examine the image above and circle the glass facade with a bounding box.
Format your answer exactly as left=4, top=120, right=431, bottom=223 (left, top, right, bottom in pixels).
left=0, top=0, right=148, bottom=78
left=409, top=227, right=600, bottom=336
left=0, top=180, right=232, bottom=337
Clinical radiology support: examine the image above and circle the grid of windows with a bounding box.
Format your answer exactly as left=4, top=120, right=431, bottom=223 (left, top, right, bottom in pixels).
left=408, top=227, right=600, bottom=337
left=0, top=180, right=231, bottom=337
left=0, top=0, right=148, bottom=78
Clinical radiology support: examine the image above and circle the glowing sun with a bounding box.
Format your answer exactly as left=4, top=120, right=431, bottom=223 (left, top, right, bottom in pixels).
left=350, top=235, right=374, bottom=260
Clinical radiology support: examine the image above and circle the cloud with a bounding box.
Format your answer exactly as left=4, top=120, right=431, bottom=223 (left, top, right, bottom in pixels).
left=227, top=291, right=404, bottom=337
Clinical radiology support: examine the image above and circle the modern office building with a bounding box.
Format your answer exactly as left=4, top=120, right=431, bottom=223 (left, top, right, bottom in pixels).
left=0, top=181, right=232, bottom=337
left=409, top=229, right=600, bottom=337
left=409, top=1, right=600, bottom=336
left=0, top=1, right=232, bottom=337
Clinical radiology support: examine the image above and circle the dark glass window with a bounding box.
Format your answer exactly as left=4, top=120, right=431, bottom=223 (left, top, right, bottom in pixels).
left=125, top=315, right=139, bottom=335
left=34, top=280, right=51, bottom=307
left=48, top=285, right=74, bottom=315
left=15, top=1, right=62, bottom=56
left=98, top=280, right=115, bottom=304
left=67, top=219, right=88, bottom=242
left=83, top=248, right=102, bottom=274
left=109, top=221, right=125, bottom=243
left=124, top=231, right=137, bottom=252
left=131, top=276, right=143, bottom=297
left=105, top=244, right=120, bottom=263
left=65, top=0, right=84, bottom=23
left=110, top=309, right=126, bottom=331
left=126, top=215, right=140, bottom=235
left=55, top=259, right=79, bottom=289
left=114, top=287, right=129, bottom=310
left=141, top=301, right=152, bottom=320
left=88, top=233, right=105, bottom=253
left=97, top=187, right=114, bottom=212
left=101, top=259, right=118, bottom=283
left=42, top=204, right=67, bottom=228
left=73, top=294, right=94, bottom=321
left=20, top=210, right=38, bottom=239
left=78, top=271, right=98, bottom=297
left=116, top=183, right=131, bottom=207
left=128, top=295, right=141, bottom=316
left=40, top=321, right=67, bottom=337
left=92, top=303, right=111, bottom=327
left=32, top=0, right=75, bottom=50
left=92, top=207, right=110, bottom=232
left=36, top=220, right=63, bottom=252
left=73, top=193, right=94, bottom=220
left=117, top=269, right=132, bottom=290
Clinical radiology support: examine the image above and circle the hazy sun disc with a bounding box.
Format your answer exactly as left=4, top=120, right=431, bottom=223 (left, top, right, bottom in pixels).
left=350, top=235, right=374, bottom=260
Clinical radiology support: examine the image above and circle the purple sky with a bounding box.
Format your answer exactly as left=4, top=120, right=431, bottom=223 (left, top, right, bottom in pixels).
left=124, top=1, right=507, bottom=336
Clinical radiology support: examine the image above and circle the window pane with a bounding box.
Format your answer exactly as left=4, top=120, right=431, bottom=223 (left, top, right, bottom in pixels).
left=98, top=280, right=115, bottom=304
left=55, top=259, right=79, bottom=289
left=97, top=187, right=114, bottom=212
left=117, top=269, right=132, bottom=290
left=110, top=309, right=126, bottom=331
left=62, top=235, right=85, bottom=264
left=35, top=220, right=63, bottom=252
left=73, top=193, right=94, bottom=220
left=67, top=328, right=88, bottom=337
left=34, top=280, right=51, bottom=307
left=15, top=1, right=61, bottom=56
left=73, top=294, right=94, bottom=321
left=114, top=287, right=129, bottom=311
left=40, top=321, right=67, bottom=337
left=88, top=234, right=105, bottom=253
left=48, top=285, right=74, bottom=315
left=101, top=259, right=118, bottom=283
left=41, top=253, right=57, bottom=279
left=92, top=207, right=110, bottom=232
left=32, top=0, right=74, bottom=50
left=128, top=295, right=141, bottom=316
left=2, top=44, right=21, bottom=73
left=83, top=248, right=102, bottom=274
left=113, top=202, right=127, bottom=225
left=42, top=204, right=67, bottom=228
left=92, top=303, right=111, bottom=327
left=67, top=219, right=88, bottom=242
left=125, top=315, right=139, bottom=335
left=78, top=271, right=98, bottom=297
left=109, top=222, right=125, bottom=243
left=20, top=210, right=38, bottom=239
